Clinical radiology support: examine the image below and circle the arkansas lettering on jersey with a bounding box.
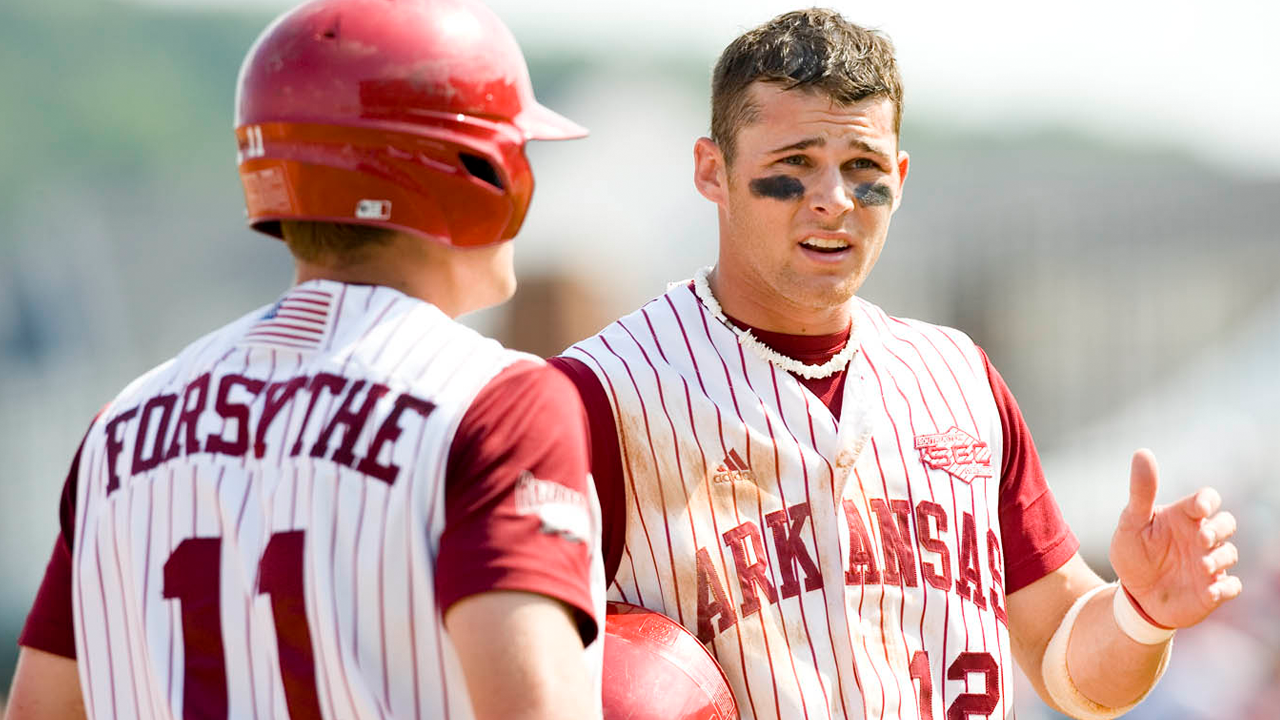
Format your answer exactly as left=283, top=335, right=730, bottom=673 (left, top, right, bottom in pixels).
left=48, top=280, right=603, bottom=720
left=561, top=283, right=1075, bottom=720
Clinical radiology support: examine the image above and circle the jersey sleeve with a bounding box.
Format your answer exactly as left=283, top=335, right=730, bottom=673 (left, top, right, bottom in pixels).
left=981, top=348, right=1080, bottom=594
left=18, top=435, right=87, bottom=659
left=547, top=355, right=627, bottom=586
left=437, top=360, right=600, bottom=645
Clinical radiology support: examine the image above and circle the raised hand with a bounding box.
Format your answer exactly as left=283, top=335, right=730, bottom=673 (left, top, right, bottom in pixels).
left=1108, top=448, right=1243, bottom=629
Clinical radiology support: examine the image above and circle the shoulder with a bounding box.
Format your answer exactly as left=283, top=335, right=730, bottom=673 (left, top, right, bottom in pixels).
left=443, top=331, right=543, bottom=403
left=328, top=295, right=529, bottom=404
left=474, top=356, right=573, bottom=402
left=459, top=354, right=591, bottom=435
left=451, top=358, right=589, bottom=471
left=562, top=283, right=706, bottom=378
left=856, top=296, right=977, bottom=348
left=854, top=296, right=986, bottom=374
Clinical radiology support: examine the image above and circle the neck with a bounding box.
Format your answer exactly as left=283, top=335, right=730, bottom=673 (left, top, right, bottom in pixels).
left=691, top=266, right=858, bottom=380
left=707, top=265, right=853, bottom=336
left=291, top=233, right=512, bottom=319
left=294, top=260, right=441, bottom=307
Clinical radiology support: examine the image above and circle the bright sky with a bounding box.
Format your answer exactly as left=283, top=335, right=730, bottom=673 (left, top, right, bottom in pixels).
left=135, top=0, right=1280, bottom=177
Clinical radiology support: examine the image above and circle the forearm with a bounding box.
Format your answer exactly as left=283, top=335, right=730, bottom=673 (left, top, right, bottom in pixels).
left=1066, top=584, right=1171, bottom=708
left=446, top=590, right=599, bottom=720
left=7, top=646, right=86, bottom=720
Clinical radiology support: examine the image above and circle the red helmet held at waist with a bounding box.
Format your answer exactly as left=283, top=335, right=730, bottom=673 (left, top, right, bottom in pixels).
left=233, top=0, right=586, bottom=247
left=603, top=601, right=740, bottom=720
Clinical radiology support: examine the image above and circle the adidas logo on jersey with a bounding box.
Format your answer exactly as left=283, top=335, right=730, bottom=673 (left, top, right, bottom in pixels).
left=712, top=448, right=754, bottom=484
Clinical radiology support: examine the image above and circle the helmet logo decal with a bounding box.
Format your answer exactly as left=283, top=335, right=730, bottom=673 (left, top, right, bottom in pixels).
left=355, top=199, right=392, bottom=220
left=243, top=167, right=293, bottom=214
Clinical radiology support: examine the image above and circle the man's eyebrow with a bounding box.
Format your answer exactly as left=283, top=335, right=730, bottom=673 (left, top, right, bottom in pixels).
left=766, top=136, right=893, bottom=161
left=766, top=137, right=825, bottom=154
left=848, top=138, right=892, bottom=159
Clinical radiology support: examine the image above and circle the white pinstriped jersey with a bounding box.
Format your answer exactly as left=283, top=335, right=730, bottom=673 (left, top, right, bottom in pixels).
left=67, top=280, right=604, bottom=720
left=563, top=283, right=1015, bottom=720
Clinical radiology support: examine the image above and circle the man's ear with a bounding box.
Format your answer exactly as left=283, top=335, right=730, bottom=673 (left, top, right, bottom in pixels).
left=891, top=150, right=910, bottom=213
left=693, top=137, right=729, bottom=206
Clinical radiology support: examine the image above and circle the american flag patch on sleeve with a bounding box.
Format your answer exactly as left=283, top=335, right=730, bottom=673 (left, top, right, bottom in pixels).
left=243, top=287, right=335, bottom=350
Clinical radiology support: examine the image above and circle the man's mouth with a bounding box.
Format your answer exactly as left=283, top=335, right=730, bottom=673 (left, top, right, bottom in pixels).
left=799, top=236, right=851, bottom=254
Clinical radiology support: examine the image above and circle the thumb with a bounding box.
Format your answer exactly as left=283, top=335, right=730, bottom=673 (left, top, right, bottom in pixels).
left=1122, top=448, right=1159, bottom=526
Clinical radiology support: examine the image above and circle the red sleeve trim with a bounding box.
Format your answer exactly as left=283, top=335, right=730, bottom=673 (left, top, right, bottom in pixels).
left=18, top=431, right=90, bottom=659
left=1004, top=515, right=1078, bottom=594
left=981, top=348, right=1080, bottom=593
left=18, top=537, right=77, bottom=658
left=548, top=355, right=626, bottom=586
left=438, top=360, right=599, bottom=645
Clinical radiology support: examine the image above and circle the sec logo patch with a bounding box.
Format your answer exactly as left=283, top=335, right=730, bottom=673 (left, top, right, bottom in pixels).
left=913, top=427, right=993, bottom=483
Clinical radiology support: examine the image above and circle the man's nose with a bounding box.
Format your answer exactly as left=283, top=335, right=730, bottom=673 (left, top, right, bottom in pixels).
left=808, top=168, right=856, bottom=216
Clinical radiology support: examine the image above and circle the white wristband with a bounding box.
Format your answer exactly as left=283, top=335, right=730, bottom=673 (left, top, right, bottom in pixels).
left=1112, top=585, right=1176, bottom=645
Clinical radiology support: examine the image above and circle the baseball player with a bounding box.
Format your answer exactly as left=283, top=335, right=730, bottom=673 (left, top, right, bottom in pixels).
left=551, top=9, right=1242, bottom=720
left=7, top=1, right=605, bottom=719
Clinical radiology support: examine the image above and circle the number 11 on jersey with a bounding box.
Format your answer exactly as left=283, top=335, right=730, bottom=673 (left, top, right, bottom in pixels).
left=164, top=530, right=322, bottom=720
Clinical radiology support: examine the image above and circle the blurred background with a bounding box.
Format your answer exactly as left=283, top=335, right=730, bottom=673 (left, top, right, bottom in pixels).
left=2, top=0, right=1276, bottom=716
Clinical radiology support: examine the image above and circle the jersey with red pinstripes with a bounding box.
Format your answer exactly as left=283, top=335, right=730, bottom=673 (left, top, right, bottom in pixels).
left=558, top=282, right=1076, bottom=720
left=36, top=280, right=604, bottom=720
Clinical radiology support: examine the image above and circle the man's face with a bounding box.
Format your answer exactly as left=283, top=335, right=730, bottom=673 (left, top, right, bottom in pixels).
left=699, top=82, right=909, bottom=316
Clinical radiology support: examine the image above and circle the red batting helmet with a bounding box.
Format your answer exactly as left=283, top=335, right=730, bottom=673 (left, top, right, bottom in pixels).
left=603, top=601, right=739, bottom=720
left=233, top=0, right=585, bottom=247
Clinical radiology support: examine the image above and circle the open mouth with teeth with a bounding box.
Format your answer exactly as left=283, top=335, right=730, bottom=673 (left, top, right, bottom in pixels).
left=800, top=237, right=851, bottom=254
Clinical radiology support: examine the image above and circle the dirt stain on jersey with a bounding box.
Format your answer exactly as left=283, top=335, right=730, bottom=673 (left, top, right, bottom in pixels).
left=618, top=410, right=667, bottom=511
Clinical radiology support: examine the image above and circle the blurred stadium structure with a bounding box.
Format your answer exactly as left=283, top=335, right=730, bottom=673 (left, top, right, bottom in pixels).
left=2, top=1, right=1276, bottom=717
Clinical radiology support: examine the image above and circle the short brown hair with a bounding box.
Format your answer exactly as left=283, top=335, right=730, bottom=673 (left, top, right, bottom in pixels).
left=710, top=8, right=903, bottom=164
left=280, top=221, right=394, bottom=264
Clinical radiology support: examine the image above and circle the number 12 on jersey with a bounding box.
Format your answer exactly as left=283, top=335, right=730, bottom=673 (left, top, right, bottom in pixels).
left=164, top=530, right=321, bottom=720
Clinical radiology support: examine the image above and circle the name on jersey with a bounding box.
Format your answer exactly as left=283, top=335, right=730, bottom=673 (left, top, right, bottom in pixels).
left=693, top=498, right=1007, bottom=644
left=101, top=371, right=435, bottom=494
